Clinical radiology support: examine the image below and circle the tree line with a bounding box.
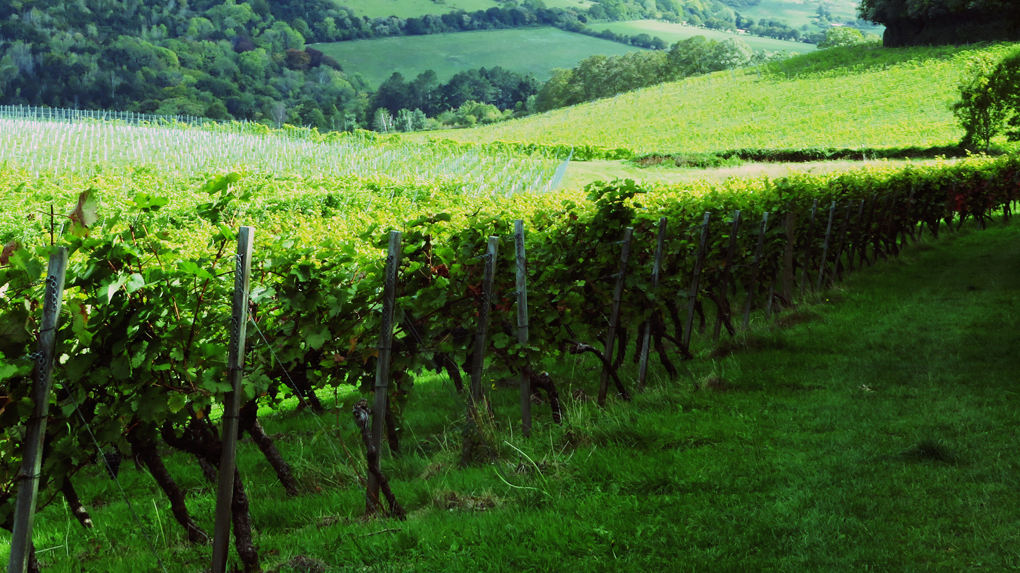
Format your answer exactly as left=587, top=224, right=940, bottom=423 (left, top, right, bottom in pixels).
left=858, top=0, right=1019, bottom=46
left=535, top=35, right=789, bottom=112
left=0, top=0, right=826, bottom=132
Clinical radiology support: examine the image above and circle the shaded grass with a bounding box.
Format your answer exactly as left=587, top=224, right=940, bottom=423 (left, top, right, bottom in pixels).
left=7, top=217, right=1020, bottom=571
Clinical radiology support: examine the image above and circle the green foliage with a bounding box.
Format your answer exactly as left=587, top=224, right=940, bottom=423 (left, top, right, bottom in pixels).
left=952, top=48, right=1020, bottom=150
left=953, top=54, right=1010, bottom=150
left=535, top=35, right=756, bottom=112
left=817, top=26, right=872, bottom=49
left=0, top=1, right=364, bottom=127
left=858, top=0, right=1020, bottom=46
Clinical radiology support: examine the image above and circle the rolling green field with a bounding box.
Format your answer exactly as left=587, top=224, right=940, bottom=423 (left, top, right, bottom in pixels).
left=331, top=0, right=594, bottom=19
left=587, top=20, right=817, bottom=53
left=426, top=43, right=1020, bottom=154
left=313, top=27, right=646, bottom=86
left=735, top=0, right=882, bottom=33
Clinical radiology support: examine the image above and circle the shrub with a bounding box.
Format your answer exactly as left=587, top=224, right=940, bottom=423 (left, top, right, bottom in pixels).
left=952, top=49, right=1020, bottom=150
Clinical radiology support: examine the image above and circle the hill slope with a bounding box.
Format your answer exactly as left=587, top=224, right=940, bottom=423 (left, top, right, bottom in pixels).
left=427, top=43, right=1020, bottom=153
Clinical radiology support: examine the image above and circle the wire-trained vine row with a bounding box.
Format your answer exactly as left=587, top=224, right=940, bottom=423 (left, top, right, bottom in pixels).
left=2, top=153, right=1018, bottom=571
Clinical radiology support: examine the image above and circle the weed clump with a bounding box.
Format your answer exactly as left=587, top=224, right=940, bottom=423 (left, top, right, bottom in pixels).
left=280, top=555, right=328, bottom=573
left=431, top=490, right=500, bottom=512
left=899, top=438, right=961, bottom=464
left=773, top=309, right=823, bottom=329
left=694, top=375, right=732, bottom=392
left=710, top=333, right=784, bottom=358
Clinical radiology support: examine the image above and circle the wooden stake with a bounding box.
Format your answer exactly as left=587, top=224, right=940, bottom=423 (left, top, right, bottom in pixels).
left=7, top=248, right=67, bottom=573
left=862, top=195, right=878, bottom=266
left=847, top=199, right=866, bottom=274
left=903, top=186, right=917, bottom=245
left=799, top=200, right=818, bottom=299
left=637, top=217, right=667, bottom=391
left=513, top=221, right=531, bottom=437
left=830, top=203, right=852, bottom=284
left=598, top=227, right=633, bottom=407
left=782, top=205, right=795, bottom=304
left=713, top=210, right=741, bottom=342
left=470, top=237, right=499, bottom=404
left=211, top=227, right=254, bottom=573
left=365, top=231, right=401, bottom=514
left=816, top=201, right=837, bottom=291
left=743, top=212, right=769, bottom=330
left=683, top=212, right=711, bottom=351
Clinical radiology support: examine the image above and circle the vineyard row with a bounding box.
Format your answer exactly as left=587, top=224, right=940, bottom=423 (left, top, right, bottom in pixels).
left=2, top=155, right=1018, bottom=571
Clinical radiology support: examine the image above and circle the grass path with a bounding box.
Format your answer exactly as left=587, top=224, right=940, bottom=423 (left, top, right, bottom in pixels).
left=559, top=157, right=955, bottom=188
left=587, top=20, right=817, bottom=53
left=9, top=218, right=1020, bottom=572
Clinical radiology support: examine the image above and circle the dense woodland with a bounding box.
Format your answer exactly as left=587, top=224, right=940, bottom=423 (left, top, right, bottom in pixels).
left=0, top=0, right=823, bottom=129
left=858, top=0, right=1019, bottom=45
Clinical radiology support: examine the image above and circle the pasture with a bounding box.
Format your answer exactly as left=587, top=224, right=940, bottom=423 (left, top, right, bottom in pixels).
left=736, top=0, right=882, bottom=33
left=426, top=43, right=1020, bottom=154
left=312, top=27, right=646, bottom=86
left=587, top=19, right=817, bottom=53
left=329, top=0, right=594, bottom=19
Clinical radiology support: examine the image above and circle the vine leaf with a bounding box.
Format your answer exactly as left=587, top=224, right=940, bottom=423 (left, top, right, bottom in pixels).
left=104, top=274, right=130, bottom=303
left=0, top=241, right=19, bottom=266
left=68, top=189, right=100, bottom=237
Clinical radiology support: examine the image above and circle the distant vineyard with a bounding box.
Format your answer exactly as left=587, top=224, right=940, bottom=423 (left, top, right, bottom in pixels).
left=432, top=43, right=1020, bottom=154
left=0, top=112, right=570, bottom=245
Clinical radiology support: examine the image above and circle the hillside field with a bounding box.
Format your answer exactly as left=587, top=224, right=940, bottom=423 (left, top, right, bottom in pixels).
left=329, top=0, right=594, bottom=19
left=734, top=0, right=882, bottom=33
left=313, top=27, right=646, bottom=86
left=426, top=43, right=1020, bottom=154
left=587, top=20, right=817, bottom=53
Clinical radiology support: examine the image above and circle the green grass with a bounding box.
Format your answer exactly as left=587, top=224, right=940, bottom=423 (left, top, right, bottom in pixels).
left=330, top=0, right=594, bottom=19
left=8, top=211, right=1020, bottom=571
left=427, top=43, right=1020, bottom=153
left=313, top=27, right=646, bottom=86
left=587, top=19, right=817, bottom=53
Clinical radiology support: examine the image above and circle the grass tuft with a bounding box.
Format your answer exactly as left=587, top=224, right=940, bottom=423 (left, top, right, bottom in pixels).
left=898, top=438, right=962, bottom=465
left=709, top=332, right=785, bottom=358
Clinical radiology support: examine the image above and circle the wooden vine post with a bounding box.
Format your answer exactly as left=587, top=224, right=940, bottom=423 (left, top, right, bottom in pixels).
left=513, top=221, right=532, bottom=437
left=847, top=199, right=866, bottom=274
left=365, top=230, right=401, bottom=514
left=799, top=200, right=818, bottom=299
left=743, top=212, right=769, bottom=329
left=7, top=248, right=68, bottom=573
left=903, top=186, right=917, bottom=243
left=682, top=212, right=711, bottom=351
left=830, top=203, right=852, bottom=284
left=598, top=227, right=633, bottom=407
left=862, top=195, right=878, bottom=267
left=782, top=204, right=796, bottom=303
left=469, top=236, right=499, bottom=405
left=637, top=217, right=667, bottom=391
left=211, top=227, right=254, bottom=573
left=815, top=201, right=837, bottom=291
left=713, top=210, right=741, bottom=342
